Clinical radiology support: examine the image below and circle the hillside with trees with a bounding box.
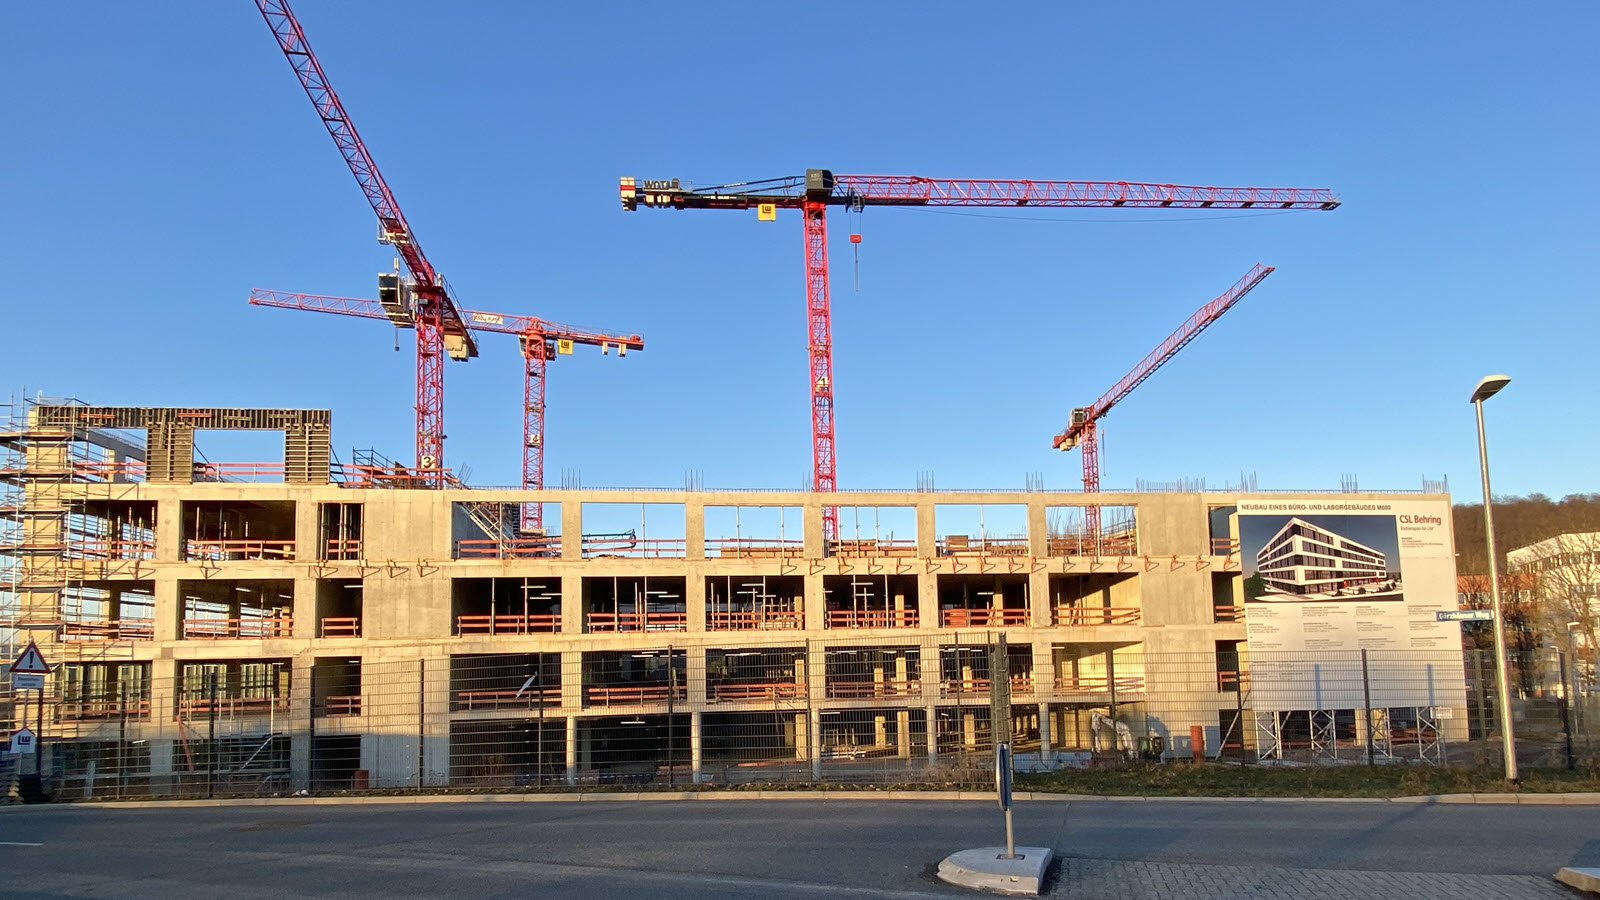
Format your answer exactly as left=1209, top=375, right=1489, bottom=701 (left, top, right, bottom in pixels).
left=1453, top=493, right=1600, bottom=573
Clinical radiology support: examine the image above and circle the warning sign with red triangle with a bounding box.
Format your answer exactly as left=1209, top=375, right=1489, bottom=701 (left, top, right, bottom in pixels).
left=10, top=640, right=50, bottom=675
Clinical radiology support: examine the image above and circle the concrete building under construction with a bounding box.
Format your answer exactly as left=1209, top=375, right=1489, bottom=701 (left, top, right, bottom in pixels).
left=0, top=402, right=1457, bottom=794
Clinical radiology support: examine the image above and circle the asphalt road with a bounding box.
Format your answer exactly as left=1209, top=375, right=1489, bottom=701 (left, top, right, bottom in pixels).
left=2, top=798, right=1596, bottom=898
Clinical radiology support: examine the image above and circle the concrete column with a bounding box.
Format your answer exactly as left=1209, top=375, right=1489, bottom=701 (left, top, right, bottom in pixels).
left=915, top=501, right=936, bottom=559
left=153, top=578, right=180, bottom=643
left=685, top=500, right=705, bottom=560
left=917, top=574, right=938, bottom=630
left=565, top=715, right=578, bottom=785
left=803, top=571, right=825, bottom=630
left=794, top=712, right=809, bottom=761
left=294, top=499, right=320, bottom=564
left=873, top=714, right=888, bottom=749
left=290, top=652, right=316, bottom=790
left=1026, top=500, right=1049, bottom=558
left=156, top=497, right=183, bottom=562
left=803, top=500, right=825, bottom=559
left=686, top=645, right=707, bottom=706
left=293, top=575, right=318, bottom=641
left=962, top=711, right=977, bottom=749
left=560, top=575, right=583, bottom=635
left=1029, top=569, right=1052, bottom=628
left=560, top=650, right=584, bottom=711
left=685, top=567, right=707, bottom=633
left=927, top=701, right=940, bottom=762
left=1032, top=640, right=1056, bottom=703
left=560, top=502, right=582, bottom=561
left=896, top=709, right=912, bottom=758
left=894, top=654, right=909, bottom=695
left=1038, top=702, right=1052, bottom=760
left=690, top=711, right=703, bottom=784
left=148, top=739, right=176, bottom=796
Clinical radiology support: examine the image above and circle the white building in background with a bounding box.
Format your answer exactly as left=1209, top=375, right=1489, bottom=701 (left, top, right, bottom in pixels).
left=1507, top=532, right=1600, bottom=582
left=1256, top=517, right=1388, bottom=596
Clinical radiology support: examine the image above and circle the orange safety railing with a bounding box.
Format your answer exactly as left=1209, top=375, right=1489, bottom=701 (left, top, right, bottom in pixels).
left=59, top=619, right=156, bottom=642
left=177, top=695, right=291, bottom=715
left=584, top=685, right=687, bottom=707
left=940, top=608, right=1030, bottom=628
left=67, top=538, right=156, bottom=560
left=827, top=538, right=918, bottom=559
left=320, top=695, right=362, bottom=717
left=182, top=615, right=294, bottom=640
left=705, top=538, right=804, bottom=559
left=323, top=538, right=363, bottom=560
left=319, top=617, right=362, bottom=638
left=586, top=611, right=687, bottom=633
left=184, top=539, right=296, bottom=561
left=1051, top=675, right=1146, bottom=695
left=1210, top=537, right=1241, bottom=556
left=581, top=536, right=686, bottom=558
left=825, top=679, right=922, bottom=700
left=1053, top=606, right=1142, bottom=626
left=452, top=687, right=560, bottom=711
left=455, top=613, right=560, bottom=635
left=825, top=608, right=919, bottom=629
left=938, top=536, right=1030, bottom=557
left=192, top=461, right=287, bottom=483
left=333, top=463, right=459, bottom=489
left=1216, top=670, right=1250, bottom=693
left=1213, top=604, right=1246, bottom=623
left=707, top=610, right=803, bottom=631
left=709, top=682, right=806, bottom=702
left=942, top=677, right=1035, bottom=698
left=71, top=460, right=147, bottom=482
left=58, top=698, right=153, bottom=720
left=1047, top=533, right=1139, bottom=557
left=454, top=536, right=562, bottom=559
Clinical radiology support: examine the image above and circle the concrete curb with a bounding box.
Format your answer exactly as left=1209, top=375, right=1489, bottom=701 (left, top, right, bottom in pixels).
left=1557, top=866, right=1600, bottom=894
left=5, top=789, right=1600, bottom=812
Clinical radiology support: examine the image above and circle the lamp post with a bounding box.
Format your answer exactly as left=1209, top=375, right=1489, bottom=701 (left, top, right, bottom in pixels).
left=1471, top=373, right=1517, bottom=784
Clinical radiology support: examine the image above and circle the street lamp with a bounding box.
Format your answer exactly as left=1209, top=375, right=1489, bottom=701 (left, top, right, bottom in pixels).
left=1471, top=373, right=1517, bottom=784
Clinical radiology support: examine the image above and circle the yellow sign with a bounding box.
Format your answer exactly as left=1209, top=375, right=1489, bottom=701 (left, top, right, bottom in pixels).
left=757, top=203, right=777, bottom=221
left=557, top=339, right=574, bottom=355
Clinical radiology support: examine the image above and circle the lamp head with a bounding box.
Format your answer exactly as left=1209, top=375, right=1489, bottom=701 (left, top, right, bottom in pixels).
left=1470, top=374, right=1511, bottom=404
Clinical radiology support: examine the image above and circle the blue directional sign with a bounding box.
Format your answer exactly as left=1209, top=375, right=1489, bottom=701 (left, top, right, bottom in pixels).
left=995, top=743, right=1013, bottom=811
left=1437, top=609, right=1495, bottom=622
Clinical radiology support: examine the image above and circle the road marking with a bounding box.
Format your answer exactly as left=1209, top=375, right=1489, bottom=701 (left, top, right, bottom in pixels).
left=0, top=841, right=43, bottom=847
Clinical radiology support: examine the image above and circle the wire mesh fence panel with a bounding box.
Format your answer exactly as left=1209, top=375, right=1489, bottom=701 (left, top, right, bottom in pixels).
left=17, top=643, right=1598, bottom=799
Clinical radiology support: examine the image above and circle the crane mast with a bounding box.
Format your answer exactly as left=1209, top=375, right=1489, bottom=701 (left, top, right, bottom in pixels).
left=1051, top=263, right=1275, bottom=536
left=256, top=0, right=478, bottom=483
left=621, top=170, right=1335, bottom=539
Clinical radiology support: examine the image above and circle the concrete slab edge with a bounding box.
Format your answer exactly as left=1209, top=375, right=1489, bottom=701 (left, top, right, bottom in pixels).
left=7, top=789, right=1598, bottom=812
left=1556, top=866, right=1600, bottom=894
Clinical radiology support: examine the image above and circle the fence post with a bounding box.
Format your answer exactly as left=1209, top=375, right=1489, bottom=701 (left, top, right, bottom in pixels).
left=1361, top=650, right=1374, bottom=766
left=207, top=669, right=218, bottom=798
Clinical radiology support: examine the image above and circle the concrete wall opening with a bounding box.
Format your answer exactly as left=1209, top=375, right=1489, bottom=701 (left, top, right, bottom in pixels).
left=177, top=659, right=291, bottom=717
left=582, top=649, right=686, bottom=708
left=707, top=646, right=806, bottom=701
left=580, top=503, right=685, bottom=558
left=828, top=505, right=917, bottom=558
left=73, top=499, right=156, bottom=559
left=449, top=652, right=560, bottom=711
left=582, top=576, right=685, bottom=633
left=576, top=714, right=690, bottom=782
left=821, top=574, right=918, bottom=629
left=1047, top=505, right=1138, bottom=556
left=703, top=505, right=802, bottom=559
left=58, top=661, right=151, bottom=721
left=824, top=645, right=920, bottom=699
left=1050, top=642, right=1144, bottom=702
left=701, top=712, right=804, bottom=773
left=706, top=575, right=803, bottom=630
left=180, top=500, right=297, bottom=561
left=821, top=707, right=925, bottom=760
left=179, top=578, right=293, bottom=639
left=1050, top=573, right=1141, bottom=626
left=933, top=705, right=993, bottom=753
left=58, top=580, right=155, bottom=641
left=316, top=579, right=363, bottom=638
left=935, top=504, right=1028, bottom=557
left=937, top=574, right=1030, bottom=627
left=1212, top=572, right=1243, bottom=622
left=452, top=577, right=561, bottom=635
left=452, top=501, right=559, bottom=559
left=1209, top=504, right=1238, bottom=555
left=449, top=719, right=565, bottom=787
left=310, top=735, right=361, bottom=791
left=319, top=502, right=363, bottom=560
left=312, top=657, right=361, bottom=717
left=939, top=641, right=1033, bottom=697
left=192, top=429, right=286, bottom=483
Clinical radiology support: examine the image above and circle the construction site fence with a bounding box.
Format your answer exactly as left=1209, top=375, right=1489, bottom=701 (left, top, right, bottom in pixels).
left=0, top=646, right=1589, bottom=801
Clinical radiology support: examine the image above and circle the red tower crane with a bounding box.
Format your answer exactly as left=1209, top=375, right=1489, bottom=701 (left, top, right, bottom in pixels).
left=248, top=288, right=643, bottom=531
left=1051, top=263, right=1275, bottom=536
left=621, top=172, right=1337, bottom=538
left=256, top=0, right=479, bottom=484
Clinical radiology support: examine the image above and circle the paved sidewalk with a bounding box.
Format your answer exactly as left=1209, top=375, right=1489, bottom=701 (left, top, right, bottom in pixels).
left=1056, top=858, right=1575, bottom=899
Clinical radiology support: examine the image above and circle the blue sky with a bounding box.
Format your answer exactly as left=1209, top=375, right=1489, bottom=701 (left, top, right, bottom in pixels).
left=3, top=2, right=1594, bottom=501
